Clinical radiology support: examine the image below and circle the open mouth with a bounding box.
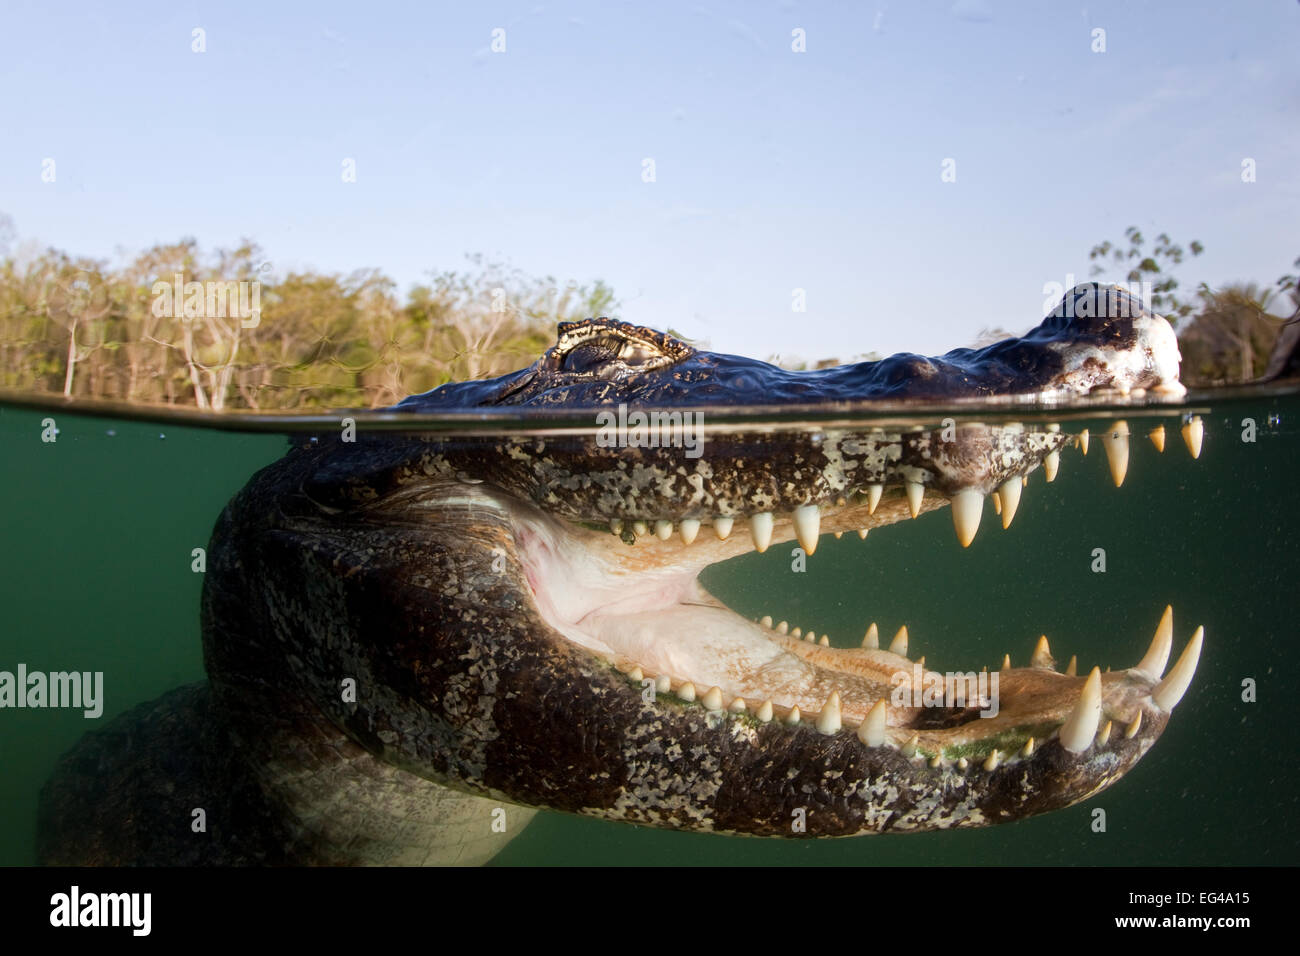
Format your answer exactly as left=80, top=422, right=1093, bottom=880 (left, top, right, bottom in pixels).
left=181, top=284, right=1209, bottom=839
left=497, top=418, right=1204, bottom=781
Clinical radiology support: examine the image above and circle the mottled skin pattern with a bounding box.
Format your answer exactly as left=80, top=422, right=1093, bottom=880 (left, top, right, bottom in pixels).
left=37, top=284, right=1194, bottom=862
left=192, top=433, right=1166, bottom=838
left=389, top=424, right=1069, bottom=525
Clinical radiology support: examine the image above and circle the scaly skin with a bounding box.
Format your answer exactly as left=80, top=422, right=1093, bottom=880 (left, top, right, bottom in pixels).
left=38, top=284, right=1204, bottom=862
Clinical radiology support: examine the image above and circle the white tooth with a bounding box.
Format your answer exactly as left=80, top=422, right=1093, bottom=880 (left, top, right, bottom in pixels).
left=1065, top=655, right=1077, bottom=676
left=713, top=516, right=734, bottom=539
left=818, top=635, right=829, bottom=646
left=1078, top=429, right=1090, bottom=455
left=756, top=700, right=774, bottom=722
left=677, top=681, right=697, bottom=702
left=702, top=686, right=724, bottom=710
left=866, top=484, right=883, bottom=514
left=1135, top=605, right=1174, bottom=679
left=1149, top=425, right=1166, bottom=452
left=1022, top=474, right=1028, bottom=486
left=833, top=531, right=843, bottom=539
left=905, top=481, right=924, bottom=518
left=729, top=697, right=747, bottom=713
left=950, top=489, right=983, bottom=547
left=627, top=666, right=643, bottom=682
left=776, top=620, right=789, bottom=634
left=1125, top=711, right=1142, bottom=738
left=957, top=757, right=969, bottom=771
left=983, top=750, right=1001, bottom=772
left=998, top=477, right=1022, bottom=530
left=857, top=528, right=869, bottom=539
left=862, top=622, right=879, bottom=649
left=902, top=734, right=919, bottom=757
left=791, top=627, right=803, bottom=638
left=610, top=519, right=623, bottom=535
left=929, top=754, right=942, bottom=768
left=655, top=674, right=671, bottom=694
left=749, top=512, right=774, bottom=552
left=992, top=491, right=1002, bottom=516
left=805, top=631, right=816, bottom=643
left=1044, top=450, right=1060, bottom=482
left=836, top=497, right=846, bottom=507
left=785, top=705, right=801, bottom=726
left=816, top=691, right=842, bottom=734
left=1102, top=420, right=1130, bottom=487
left=1031, top=635, right=1053, bottom=669
left=1181, top=416, right=1204, bottom=459
left=1152, top=626, right=1204, bottom=711
left=759, top=615, right=773, bottom=628
left=857, top=700, right=887, bottom=746
left=793, top=504, right=821, bottom=554
left=1001, top=653, right=1011, bottom=671
left=679, top=518, right=700, bottom=544
left=916, top=655, right=925, bottom=668
left=633, top=521, right=649, bottom=536
left=1020, top=737, right=1035, bottom=758
left=888, top=625, right=909, bottom=657
left=1096, top=719, right=1112, bottom=745
left=655, top=519, right=673, bottom=540
left=1060, top=666, right=1103, bottom=753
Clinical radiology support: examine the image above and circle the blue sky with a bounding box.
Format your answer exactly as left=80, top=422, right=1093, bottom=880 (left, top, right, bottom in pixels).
left=1, top=0, right=1296, bottom=362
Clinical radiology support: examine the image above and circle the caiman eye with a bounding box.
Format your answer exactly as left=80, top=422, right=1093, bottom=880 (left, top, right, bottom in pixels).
left=561, top=335, right=659, bottom=376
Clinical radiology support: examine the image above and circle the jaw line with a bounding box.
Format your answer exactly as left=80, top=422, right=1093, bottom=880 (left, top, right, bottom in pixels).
left=502, top=478, right=1109, bottom=759
left=488, top=420, right=1201, bottom=769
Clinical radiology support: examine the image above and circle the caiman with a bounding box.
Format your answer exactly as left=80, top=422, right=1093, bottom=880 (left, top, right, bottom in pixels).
left=38, top=283, right=1205, bottom=865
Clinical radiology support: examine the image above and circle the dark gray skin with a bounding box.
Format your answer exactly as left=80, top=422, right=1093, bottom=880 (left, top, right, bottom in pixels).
left=38, top=284, right=1201, bottom=863
left=399, top=283, right=1180, bottom=408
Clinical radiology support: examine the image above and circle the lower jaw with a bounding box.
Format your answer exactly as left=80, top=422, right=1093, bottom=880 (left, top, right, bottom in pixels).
left=521, top=521, right=1050, bottom=762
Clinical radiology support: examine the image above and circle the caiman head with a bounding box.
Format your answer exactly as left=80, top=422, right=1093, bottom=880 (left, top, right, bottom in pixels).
left=202, top=283, right=1204, bottom=837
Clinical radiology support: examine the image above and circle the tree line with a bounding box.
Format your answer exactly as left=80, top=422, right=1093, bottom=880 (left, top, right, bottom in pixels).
left=0, top=231, right=614, bottom=410
left=1, top=219, right=1294, bottom=408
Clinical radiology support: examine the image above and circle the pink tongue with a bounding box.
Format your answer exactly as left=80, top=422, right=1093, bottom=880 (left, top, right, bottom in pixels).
left=577, top=604, right=901, bottom=723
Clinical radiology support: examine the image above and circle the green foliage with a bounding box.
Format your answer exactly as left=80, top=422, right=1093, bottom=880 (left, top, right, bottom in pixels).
left=1088, top=228, right=1299, bottom=384
left=1178, top=282, right=1287, bottom=385
left=1088, top=226, right=1204, bottom=324
left=0, top=238, right=617, bottom=410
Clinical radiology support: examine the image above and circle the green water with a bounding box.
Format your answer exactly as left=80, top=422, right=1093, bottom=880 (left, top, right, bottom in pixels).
left=1, top=393, right=1296, bottom=866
